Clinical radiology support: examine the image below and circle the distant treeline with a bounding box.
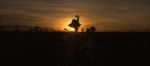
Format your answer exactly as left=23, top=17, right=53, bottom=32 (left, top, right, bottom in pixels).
left=0, top=25, right=149, bottom=32
left=0, top=25, right=97, bottom=32
left=0, top=25, right=57, bottom=32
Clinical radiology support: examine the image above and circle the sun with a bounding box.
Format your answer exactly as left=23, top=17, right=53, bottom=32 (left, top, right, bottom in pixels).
left=69, top=27, right=75, bottom=31
left=65, top=26, right=75, bottom=32
left=59, top=15, right=87, bottom=32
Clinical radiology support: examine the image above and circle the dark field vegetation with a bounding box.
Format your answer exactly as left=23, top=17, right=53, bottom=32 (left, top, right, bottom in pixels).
left=0, top=32, right=149, bottom=65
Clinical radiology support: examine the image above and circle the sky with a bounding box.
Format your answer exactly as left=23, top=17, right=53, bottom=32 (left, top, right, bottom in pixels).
left=0, top=0, right=150, bottom=32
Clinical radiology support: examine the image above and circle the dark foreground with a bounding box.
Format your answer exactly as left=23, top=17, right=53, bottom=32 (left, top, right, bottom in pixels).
left=0, top=32, right=149, bottom=65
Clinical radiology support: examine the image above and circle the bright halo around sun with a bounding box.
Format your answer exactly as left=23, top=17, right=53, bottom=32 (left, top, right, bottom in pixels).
left=65, top=26, right=75, bottom=32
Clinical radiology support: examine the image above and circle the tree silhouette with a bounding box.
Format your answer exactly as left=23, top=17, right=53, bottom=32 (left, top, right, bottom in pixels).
left=30, top=24, right=42, bottom=32
left=86, top=26, right=96, bottom=32
left=81, top=28, right=85, bottom=32
left=86, top=28, right=91, bottom=32
left=90, top=26, right=96, bottom=32
left=68, top=15, right=81, bottom=32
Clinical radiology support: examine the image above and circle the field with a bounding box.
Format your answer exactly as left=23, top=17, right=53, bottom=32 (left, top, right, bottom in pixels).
left=0, top=32, right=149, bottom=65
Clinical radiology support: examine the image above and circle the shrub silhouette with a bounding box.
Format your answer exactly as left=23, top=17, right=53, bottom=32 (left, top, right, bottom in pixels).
left=86, top=26, right=96, bottom=32
left=68, top=15, right=81, bottom=32
left=90, top=26, right=96, bottom=32
left=86, top=28, right=91, bottom=32
left=81, top=28, right=85, bottom=32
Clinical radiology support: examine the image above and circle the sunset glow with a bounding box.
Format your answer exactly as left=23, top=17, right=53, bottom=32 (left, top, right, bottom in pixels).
left=57, top=16, right=87, bottom=32
left=0, top=0, right=150, bottom=32
left=0, top=0, right=149, bottom=65
left=65, top=26, right=75, bottom=32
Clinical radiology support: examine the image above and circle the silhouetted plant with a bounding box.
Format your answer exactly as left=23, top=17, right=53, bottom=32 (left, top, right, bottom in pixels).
left=86, top=28, right=91, bottom=32
left=68, top=15, right=81, bottom=32
left=86, top=26, right=96, bottom=32
left=90, top=26, right=96, bottom=32
left=30, top=24, right=42, bottom=32
left=81, top=28, right=85, bottom=32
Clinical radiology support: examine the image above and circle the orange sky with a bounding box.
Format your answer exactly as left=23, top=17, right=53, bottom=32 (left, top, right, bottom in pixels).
left=0, top=0, right=150, bottom=32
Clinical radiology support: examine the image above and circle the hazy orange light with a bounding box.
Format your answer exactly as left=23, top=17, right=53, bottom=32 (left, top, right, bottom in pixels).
left=65, top=26, right=75, bottom=31
left=52, top=16, right=89, bottom=32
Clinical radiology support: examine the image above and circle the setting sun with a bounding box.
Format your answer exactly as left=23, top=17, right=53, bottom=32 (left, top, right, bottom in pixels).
left=65, top=26, right=75, bottom=32
left=57, top=15, right=89, bottom=32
